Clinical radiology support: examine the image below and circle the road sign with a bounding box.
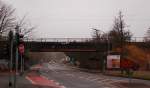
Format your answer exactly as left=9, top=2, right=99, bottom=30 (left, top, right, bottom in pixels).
left=107, top=55, right=120, bottom=69
left=19, top=44, right=24, bottom=54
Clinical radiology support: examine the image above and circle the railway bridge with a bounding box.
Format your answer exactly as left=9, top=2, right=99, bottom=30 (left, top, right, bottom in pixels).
left=24, top=38, right=110, bottom=52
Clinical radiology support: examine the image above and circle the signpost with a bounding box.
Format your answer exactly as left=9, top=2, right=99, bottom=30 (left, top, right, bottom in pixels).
left=18, top=38, right=24, bottom=74
left=107, top=55, right=120, bottom=69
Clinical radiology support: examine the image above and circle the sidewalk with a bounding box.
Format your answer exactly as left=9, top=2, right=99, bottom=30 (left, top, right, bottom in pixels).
left=0, top=68, right=63, bottom=88
left=0, top=71, right=35, bottom=88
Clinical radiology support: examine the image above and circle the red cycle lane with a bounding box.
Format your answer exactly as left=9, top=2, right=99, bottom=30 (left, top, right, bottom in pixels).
left=26, top=71, right=64, bottom=88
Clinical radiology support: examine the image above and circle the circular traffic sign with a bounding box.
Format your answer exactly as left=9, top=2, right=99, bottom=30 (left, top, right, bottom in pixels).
left=19, top=44, right=24, bottom=54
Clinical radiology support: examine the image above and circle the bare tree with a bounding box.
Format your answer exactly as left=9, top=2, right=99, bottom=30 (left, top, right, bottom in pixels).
left=16, top=15, right=36, bottom=38
left=0, top=1, right=16, bottom=36
left=0, top=0, right=35, bottom=38
left=109, top=11, right=132, bottom=48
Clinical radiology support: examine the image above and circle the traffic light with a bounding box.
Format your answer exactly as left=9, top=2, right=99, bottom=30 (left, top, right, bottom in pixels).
left=18, top=34, right=24, bottom=55
left=15, top=32, right=19, bottom=46
left=15, top=25, right=23, bottom=46
left=15, top=33, right=24, bottom=46
left=19, top=34, right=24, bottom=44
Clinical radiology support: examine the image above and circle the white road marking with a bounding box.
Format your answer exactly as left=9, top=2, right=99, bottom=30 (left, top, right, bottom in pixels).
left=25, top=76, right=36, bottom=85
left=79, top=76, right=84, bottom=79
left=60, top=86, right=67, bottom=88
left=40, top=75, right=49, bottom=80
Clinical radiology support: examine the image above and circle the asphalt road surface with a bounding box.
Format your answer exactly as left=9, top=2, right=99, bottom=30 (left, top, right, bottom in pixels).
left=39, top=62, right=150, bottom=88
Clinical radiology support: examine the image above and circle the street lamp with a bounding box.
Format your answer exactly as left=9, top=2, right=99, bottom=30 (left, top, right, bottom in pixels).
left=91, top=28, right=110, bottom=73
left=91, top=28, right=109, bottom=54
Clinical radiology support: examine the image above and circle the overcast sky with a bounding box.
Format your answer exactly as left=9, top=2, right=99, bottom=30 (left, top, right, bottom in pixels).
left=3, top=0, right=150, bottom=38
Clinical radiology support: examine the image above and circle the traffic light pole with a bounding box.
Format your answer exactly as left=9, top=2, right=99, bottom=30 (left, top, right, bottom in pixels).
left=9, top=31, right=14, bottom=88
left=14, top=25, right=19, bottom=88
left=12, top=25, right=25, bottom=88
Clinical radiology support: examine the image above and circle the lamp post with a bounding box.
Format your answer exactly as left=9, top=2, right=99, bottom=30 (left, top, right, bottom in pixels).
left=91, top=28, right=109, bottom=73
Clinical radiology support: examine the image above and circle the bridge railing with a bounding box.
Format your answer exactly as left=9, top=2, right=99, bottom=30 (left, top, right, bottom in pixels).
left=23, top=38, right=94, bottom=43
left=130, top=37, right=150, bottom=42
left=24, top=37, right=150, bottom=43
left=0, top=36, right=8, bottom=41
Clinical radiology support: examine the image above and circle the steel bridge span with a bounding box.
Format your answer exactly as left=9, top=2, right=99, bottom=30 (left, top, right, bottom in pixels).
left=24, top=38, right=109, bottom=52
